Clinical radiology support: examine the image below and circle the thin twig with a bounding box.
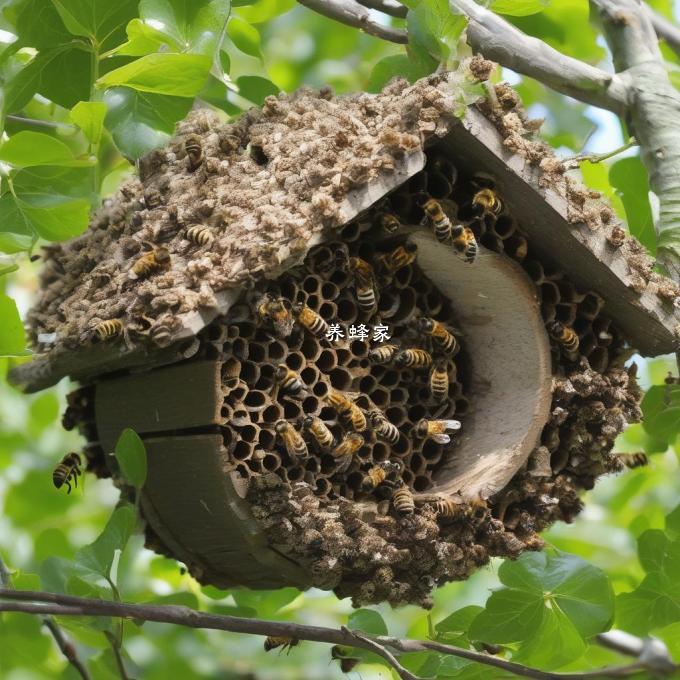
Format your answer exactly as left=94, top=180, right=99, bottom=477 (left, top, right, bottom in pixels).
left=356, top=0, right=407, bottom=18
left=562, top=137, right=638, bottom=168
left=105, top=631, right=131, bottom=680
left=5, top=115, right=77, bottom=131
left=343, top=627, right=418, bottom=680
left=1, top=590, right=676, bottom=680
left=297, top=0, right=408, bottom=43
left=0, top=560, right=91, bottom=680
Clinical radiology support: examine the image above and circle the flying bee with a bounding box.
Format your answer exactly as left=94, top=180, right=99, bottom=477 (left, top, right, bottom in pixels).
left=392, top=485, right=415, bottom=515
left=422, top=198, right=453, bottom=243
left=92, top=319, right=123, bottom=343
left=416, top=418, right=461, bottom=444
left=376, top=242, right=417, bottom=277
left=292, top=302, right=329, bottom=338
left=129, top=245, right=171, bottom=280
left=395, top=348, right=432, bottom=369
left=275, top=420, right=308, bottom=463
left=450, top=224, right=478, bottom=264
left=327, top=390, right=367, bottom=431
left=53, top=452, right=82, bottom=494
left=331, top=433, right=364, bottom=473
left=432, top=498, right=462, bottom=519
left=361, top=460, right=402, bottom=491
left=185, top=225, right=214, bottom=247
left=616, top=452, right=648, bottom=469
left=369, top=410, right=400, bottom=445
left=369, top=344, right=398, bottom=364
left=418, top=317, right=459, bottom=355
left=331, top=646, right=360, bottom=673
left=546, top=320, right=579, bottom=353
left=257, top=295, right=294, bottom=338
left=301, top=415, right=334, bottom=451
left=430, top=360, right=450, bottom=402
left=264, top=636, right=299, bottom=654
left=184, top=134, right=204, bottom=171
left=473, top=188, right=503, bottom=216
left=275, top=364, right=304, bottom=397
left=380, top=213, right=401, bottom=234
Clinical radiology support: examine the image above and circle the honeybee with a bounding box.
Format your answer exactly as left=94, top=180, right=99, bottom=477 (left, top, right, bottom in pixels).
left=432, top=498, right=462, bottom=519
left=356, top=285, right=377, bottom=315
left=275, top=364, right=304, bottom=397
left=331, top=433, right=364, bottom=472
left=547, top=320, right=579, bottom=353
left=275, top=420, right=308, bottom=463
left=292, top=303, right=329, bottom=338
left=467, top=496, right=489, bottom=523
left=347, top=257, right=375, bottom=288
left=185, top=225, right=214, bottom=247
left=257, top=296, right=294, bottom=338
left=129, top=245, right=171, bottom=280
left=416, top=418, right=461, bottom=444
left=331, top=646, right=360, bottom=673
left=450, top=224, right=478, bottom=264
left=53, top=453, right=82, bottom=494
left=430, top=360, right=449, bottom=402
left=376, top=242, right=417, bottom=276
left=92, top=319, right=123, bottom=343
left=301, top=415, right=335, bottom=451
left=369, top=410, right=400, bottom=445
left=361, top=460, right=402, bottom=491
left=380, top=213, right=401, bottom=234
left=392, top=485, right=414, bottom=515
left=616, top=452, right=648, bottom=469
left=422, top=198, right=453, bottom=243
left=327, top=390, right=367, bottom=431
left=185, top=135, right=204, bottom=171
left=395, top=348, right=432, bottom=369
left=263, top=636, right=299, bottom=654
left=143, top=188, right=162, bottom=209
left=369, top=344, right=398, bottom=364
left=418, top=317, right=459, bottom=355
left=473, top=188, right=503, bottom=216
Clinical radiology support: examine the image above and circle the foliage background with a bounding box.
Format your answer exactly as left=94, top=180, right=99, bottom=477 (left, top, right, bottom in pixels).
left=0, top=0, right=679, bottom=678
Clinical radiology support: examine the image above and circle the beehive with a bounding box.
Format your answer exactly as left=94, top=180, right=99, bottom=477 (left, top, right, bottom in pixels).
left=12, top=68, right=679, bottom=607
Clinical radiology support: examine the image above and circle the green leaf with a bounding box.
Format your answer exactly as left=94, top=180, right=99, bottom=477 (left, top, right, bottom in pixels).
left=114, top=18, right=168, bottom=56
left=104, top=86, right=193, bottom=160
left=28, top=391, right=60, bottom=437
left=75, top=504, right=137, bottom=579
left=666, top=504, right=680, bottom=540
left=367, top=54, right=436, bottom=93
left=50, top=0, right=139, bottom=50
left=0, top=131, right=93, bottom=168
left=347, top=609, right=388, bottom=636
left=236, top=0, right=295, bottom=23
left=114, top=428, right=148, bottom=489
left=641, top=384, right=680, bottom=448
left=97, top=53, right=212, bottom=97
left=138, top=0, right=232, bottom=56
left=12, top=191, right=90, bottom=242
left=609, top=157, right=656, bottom=255
left=70, top=101, right=107, bottom=146
left=491, top=0, right=550, bottom=16
left=436, top=605, right=484, bottom=647
left=236, top=75, right=279, bottom=105
left=231, top=588, right=301, bottom=617
left=227, top=16, right=261, bottom=58
left=0, top=293, right=27, bottom=356
left=468, top=588, right=544, bottom=643
left=407, top=0, right=466, bottom=64
left=14, top=0, right=72, bottom=48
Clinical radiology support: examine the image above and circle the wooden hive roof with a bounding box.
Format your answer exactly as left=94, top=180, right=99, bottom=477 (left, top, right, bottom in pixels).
left=11, top=66, right=680, bottom=393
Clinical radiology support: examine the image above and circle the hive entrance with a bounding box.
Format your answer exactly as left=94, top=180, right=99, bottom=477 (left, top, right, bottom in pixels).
left=210, top=236, right=469, bottom=503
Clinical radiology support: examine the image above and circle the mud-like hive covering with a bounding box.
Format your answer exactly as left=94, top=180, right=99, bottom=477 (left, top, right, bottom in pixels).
left=25, top=68, right=673, bottom=606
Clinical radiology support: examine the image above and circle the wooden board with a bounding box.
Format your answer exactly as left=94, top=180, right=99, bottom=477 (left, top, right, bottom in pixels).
left=140, top=433, right=310, bottom=589
left=438, top=109, right=679, bottom=356
left=95, top=360, right=223, bottom=452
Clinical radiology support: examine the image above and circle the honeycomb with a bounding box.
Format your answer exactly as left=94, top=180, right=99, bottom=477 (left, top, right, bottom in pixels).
left=64, top=148, right=642, bottom=608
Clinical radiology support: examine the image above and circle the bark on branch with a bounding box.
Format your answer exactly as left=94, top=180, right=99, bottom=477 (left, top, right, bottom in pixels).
left=0, top=589, right=676, bottom=680
left=644, top=4, right=680, bottom=58
left=591, top=0, right=680, bottom=280
left=297, top=0, right=408, bottom=43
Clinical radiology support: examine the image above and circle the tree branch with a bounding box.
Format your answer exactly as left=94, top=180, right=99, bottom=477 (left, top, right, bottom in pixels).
left=644, top=4, right=680, bottom=59
left=356, top=0, right=408, bottom=18
left=591, top=0, right=680, bottom=281
left=1, top=589, right=676, bottom=680
left=448, top=0, right=629, bottom=114
left=297, top=0, right=408, bottom=43
left=0, top=559, right=91, bottom=680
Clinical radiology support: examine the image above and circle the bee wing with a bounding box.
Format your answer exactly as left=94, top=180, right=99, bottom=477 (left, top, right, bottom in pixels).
left=442, top=419, right=462, bottom=432
left=432, top=434, right=451, bottom=444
